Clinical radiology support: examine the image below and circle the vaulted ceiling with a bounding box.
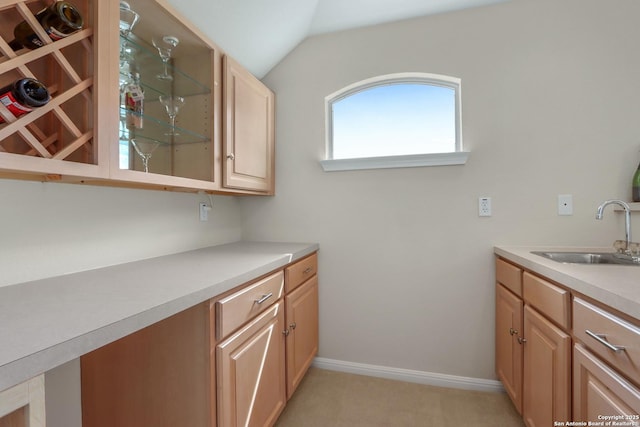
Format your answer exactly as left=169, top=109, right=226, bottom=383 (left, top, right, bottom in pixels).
left=165, top=0, right=511, bottom=78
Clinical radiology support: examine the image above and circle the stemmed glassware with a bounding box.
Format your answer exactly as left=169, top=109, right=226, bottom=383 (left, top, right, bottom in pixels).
left=130, top=138, right=159, bottom=173
left=119, top=1, right=139, bottom=64
left=152, top=35, right=179, bottom=81
left=159, top=95, right=185, bottom=135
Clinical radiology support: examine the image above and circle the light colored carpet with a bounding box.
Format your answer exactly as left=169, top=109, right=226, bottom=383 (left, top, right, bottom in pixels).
left=275, top=368, right=525, bottom=427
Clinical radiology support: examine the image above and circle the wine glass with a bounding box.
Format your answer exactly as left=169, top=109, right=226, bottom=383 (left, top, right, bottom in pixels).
left=152, top=35, right=179, bottom=81
left=119, top=1, right=139, bottom=64
left=130, top=138, right=159, bottom=173
left=119, top=1, right=139, bottom=37
left=159, top=95, right=185, bottom=135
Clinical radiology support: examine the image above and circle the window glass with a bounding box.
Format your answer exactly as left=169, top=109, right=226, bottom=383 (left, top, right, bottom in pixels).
left=331, top=83, right=456, bottom=159
left=323, top=73, right=465, bottom=171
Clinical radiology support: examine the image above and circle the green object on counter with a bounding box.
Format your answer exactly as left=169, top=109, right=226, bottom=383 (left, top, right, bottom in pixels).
left=634, top=163, right=640, bottom=202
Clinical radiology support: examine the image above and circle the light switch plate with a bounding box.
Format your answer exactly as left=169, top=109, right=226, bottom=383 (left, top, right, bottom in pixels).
left=558, top=194, right=573, bottom=215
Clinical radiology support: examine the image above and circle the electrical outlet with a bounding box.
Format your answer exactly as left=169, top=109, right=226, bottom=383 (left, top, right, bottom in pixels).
left=558, top=194, right=573, bottom=216
left=479, top=197, right=492, bottom=217
left=199, top=202, right=210, bottom=221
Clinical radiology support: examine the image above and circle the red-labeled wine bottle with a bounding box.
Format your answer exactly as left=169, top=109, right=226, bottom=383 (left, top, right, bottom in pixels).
left=8, top=1, right=83, bottom=51
left=0, top=78, right=51, bottom=123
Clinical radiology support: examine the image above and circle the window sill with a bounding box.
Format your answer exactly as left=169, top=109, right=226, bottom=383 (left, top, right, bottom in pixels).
left=319, top=152, right=469, bottom=172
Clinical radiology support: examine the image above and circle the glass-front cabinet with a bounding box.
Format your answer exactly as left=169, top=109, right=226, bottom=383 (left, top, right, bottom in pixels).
left=113, top=0, right=221, bottom=190
left=0, top=0, right=274, bottom=194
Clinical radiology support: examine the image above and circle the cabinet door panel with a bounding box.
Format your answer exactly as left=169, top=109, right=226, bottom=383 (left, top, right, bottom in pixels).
left=496, top=284, right=524, bottom=413
left=574, top=343, right=640, bottom=421
left=523, top=305, right=571, bottom=427
left=222, top=55, right=274, bottom=193
left=285, top=276, right=319, bottom=398
left=217, top=303, right=286, bottom=427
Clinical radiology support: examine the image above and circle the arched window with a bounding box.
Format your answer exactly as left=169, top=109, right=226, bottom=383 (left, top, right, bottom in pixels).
left=321, top=72, right=468, bottom=171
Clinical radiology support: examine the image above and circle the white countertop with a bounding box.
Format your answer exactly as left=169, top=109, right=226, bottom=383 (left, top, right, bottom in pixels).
left=494, top=246, right=640, bottom=321
left=0, top=241, right=318, bottom=392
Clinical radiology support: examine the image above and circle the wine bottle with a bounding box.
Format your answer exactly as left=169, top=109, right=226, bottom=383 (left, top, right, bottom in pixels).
left=9, top=1, right=83, bottom=51
left=122, top=72, right=144, bottom=129
left=0, top=78, right=51, bottom=123
left=633, top=161, right=640, bottom=202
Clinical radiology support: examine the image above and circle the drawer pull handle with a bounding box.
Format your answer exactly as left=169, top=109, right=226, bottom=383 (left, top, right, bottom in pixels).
left=303, top=267, right=313, bottom=274
left=254, top=293, right=273, bottom=305
left=585, top=330, right=626, bottom=353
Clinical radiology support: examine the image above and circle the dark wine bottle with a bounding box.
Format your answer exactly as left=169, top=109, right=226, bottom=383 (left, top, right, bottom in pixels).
left=0, top=78, right=51, bottom=123
left=8, top=1, right=83, bottom=51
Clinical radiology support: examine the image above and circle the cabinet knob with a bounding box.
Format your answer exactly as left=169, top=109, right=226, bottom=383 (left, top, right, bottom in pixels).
left=226, top=153, right=235, bottom=160
left=289, top=322, right=296, bottom=330
left=509, top=328, right=518, bottom=336
left=282, top=329, right=290, bottom=336
left=517, top=337, right=527, bottom=344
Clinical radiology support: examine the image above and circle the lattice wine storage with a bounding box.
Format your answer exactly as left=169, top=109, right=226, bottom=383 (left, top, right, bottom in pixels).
left=0, top=0, right=106, bottom=177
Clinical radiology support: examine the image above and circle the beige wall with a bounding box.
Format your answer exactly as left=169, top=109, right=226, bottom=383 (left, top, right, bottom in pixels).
left=0, top=180, right=242, bottom=287
left=240, top=0, right=640, bottom=381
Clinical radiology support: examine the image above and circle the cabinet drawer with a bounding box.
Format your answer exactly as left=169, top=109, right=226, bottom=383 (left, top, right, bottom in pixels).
left=574, top=297, right=640, bottom=386
left=216, top=271, right=284, bottom=340
left=285, top=253, right=317, bottom=293
left=496, top=258, right=522, bottom=297
left=523, top=272, right=570, bottom=329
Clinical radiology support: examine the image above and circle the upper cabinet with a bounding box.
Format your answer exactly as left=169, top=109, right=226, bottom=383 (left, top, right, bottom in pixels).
left=0, top=0, right=275, bottom=195
left=0, top=0, right=111, bottom=180
left=223, top=55, right=275, bottom=194
left=112, top=0, right=220, bottom=191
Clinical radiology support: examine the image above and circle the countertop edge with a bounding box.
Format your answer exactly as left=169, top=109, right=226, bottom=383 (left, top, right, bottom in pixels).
left=494, top=246, right=640, bottom=321
left=0, top=241, right=319, bottom=392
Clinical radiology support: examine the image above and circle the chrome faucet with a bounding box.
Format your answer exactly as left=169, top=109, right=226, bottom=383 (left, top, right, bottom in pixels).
left=596, top=200, right=632, bottom=253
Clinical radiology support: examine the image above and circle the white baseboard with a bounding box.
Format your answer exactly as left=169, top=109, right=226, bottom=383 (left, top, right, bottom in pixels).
left=312, top=357, right=504, bottom=393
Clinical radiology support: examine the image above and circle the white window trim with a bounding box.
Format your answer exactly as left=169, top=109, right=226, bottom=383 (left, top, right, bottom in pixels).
left=322, top=72, right=466, bottom=172
left=320, top=152, right=469, bottom=172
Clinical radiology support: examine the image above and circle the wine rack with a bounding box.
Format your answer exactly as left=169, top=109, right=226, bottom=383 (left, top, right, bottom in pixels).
left=0, top=0, right=110, bottom=179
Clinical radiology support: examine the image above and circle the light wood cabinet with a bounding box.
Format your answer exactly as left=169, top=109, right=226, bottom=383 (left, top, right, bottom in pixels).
left=285, top=275, right=318, bottom=399
left=573, top=297, right=640, bottom=420
left=222, top=55, right=275, bottom=194
left=0, top=0, right=275, bottom=195
left=216, top=303, right=286, bottom=427
left=80, top=252, right=318, bottom=427
left=522, top=305, right=571, bottom=427
left=495, top=283, right=523, bottom=413
left=495, top=255, right=640, bottom=424
left=0, top=0, right=111, bottom=181
left=80, top=303, right=214, bottom=427
left=0, top=375, right=45, bottom=427
left=574, top=343, right=640, bottom=421
left=495, top=258, right=571, bottom=426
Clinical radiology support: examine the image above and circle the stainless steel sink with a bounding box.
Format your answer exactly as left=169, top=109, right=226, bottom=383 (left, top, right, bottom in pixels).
left=531, top=251, right=640, bottom=266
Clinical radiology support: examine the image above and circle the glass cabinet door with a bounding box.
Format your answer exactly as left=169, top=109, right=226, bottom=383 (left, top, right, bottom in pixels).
left=116, top=0, right=216, bottom=183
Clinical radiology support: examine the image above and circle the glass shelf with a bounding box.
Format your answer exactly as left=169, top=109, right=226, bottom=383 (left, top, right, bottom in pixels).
left=119, top=107, right=209, bottom=145
left=119, top=35, right=211, bottom=99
